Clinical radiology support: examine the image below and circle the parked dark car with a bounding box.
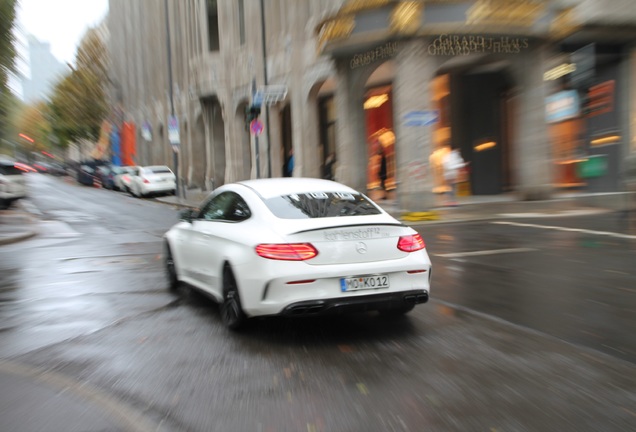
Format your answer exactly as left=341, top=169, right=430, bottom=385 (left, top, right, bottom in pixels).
left=96, top=165, right=117, bottom=189
left=45, top=162, right=68, bottom=176
left=32, top=162, right=49, bottom=174
left=77, top=165, right=97, bottom=186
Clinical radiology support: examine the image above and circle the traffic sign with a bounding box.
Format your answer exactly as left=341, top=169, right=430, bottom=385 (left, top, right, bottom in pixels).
left=403, top=110, right=439, bottom=127
left=252, top=91, right=264, bottom=107
left=168, top=115, right=180, bottom=146
left=250, top=119, right=264, bottom=136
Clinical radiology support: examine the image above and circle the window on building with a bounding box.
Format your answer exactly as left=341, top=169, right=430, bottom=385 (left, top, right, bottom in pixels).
left=238, top=0, right=245, bottom=45
left=207, top=0, right=220, bottom=52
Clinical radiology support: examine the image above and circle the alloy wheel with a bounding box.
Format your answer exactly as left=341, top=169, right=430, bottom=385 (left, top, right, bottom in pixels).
left=165, top=243, right=178, bottom=290
left=221, top=267, right=246, bottom=330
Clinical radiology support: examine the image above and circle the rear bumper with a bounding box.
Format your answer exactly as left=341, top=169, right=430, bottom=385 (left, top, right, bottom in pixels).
left=142, top=182, right=176, bottom=194
left=280, top=290, right=428, bottom=316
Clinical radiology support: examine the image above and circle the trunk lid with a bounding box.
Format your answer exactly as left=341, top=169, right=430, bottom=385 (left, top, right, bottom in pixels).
left=275, top=216, right=411, bottom=265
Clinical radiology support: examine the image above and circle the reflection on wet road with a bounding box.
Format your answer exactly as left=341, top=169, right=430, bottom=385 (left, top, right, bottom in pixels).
left=418, top=215, right=636, bottom=364
left=1, top=175, right=635, bottom=431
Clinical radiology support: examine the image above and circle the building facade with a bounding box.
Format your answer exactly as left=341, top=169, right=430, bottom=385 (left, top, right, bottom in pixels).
left=108, top=0, right=636, bottom=211
left=21, top=35, right=67, bottom=103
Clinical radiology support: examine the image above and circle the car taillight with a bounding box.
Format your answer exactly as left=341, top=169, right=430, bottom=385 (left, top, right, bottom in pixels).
left=255, top=243, right=318, bottom=261
left=397, top=234, right=426, bottom=252
left=143, top=177, right=150, bottom=184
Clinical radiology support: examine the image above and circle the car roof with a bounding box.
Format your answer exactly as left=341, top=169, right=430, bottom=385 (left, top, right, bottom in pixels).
left=236, top=178, right=358, bottom=199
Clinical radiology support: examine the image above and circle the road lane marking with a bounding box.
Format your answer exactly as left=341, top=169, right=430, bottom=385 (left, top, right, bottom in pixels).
left=492, top=221, right=636, bottom=239
left=497, top=209, right=608, bottom=218
left=433, top=248, right=536, bottom=258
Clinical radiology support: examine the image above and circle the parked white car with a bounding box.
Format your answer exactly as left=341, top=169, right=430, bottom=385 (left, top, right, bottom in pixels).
left=127, top=165, right=176, bottom=197
left=163, top=178, right=432, bottom=330
left=112, top=166, right=136, bottom=191
left=0, top=159, right=28, bottom=209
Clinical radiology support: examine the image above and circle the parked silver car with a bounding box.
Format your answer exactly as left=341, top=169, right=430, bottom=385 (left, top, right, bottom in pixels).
left=0, top=160, right=28, bottom=209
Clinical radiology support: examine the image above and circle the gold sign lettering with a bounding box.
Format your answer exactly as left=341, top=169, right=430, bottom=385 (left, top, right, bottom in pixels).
left=350, top=42, right=400, bottom=69
left=427, top=35, right=529, bottom=56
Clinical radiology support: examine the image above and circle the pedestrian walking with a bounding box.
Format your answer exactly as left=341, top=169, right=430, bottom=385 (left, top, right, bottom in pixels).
left=442, top=147, right=466, bottom=206
left=284, top=148, right=294, bottom=177
left=323, top=152, right=335, bottom=180
left=378, top=148, right=387, bottom=198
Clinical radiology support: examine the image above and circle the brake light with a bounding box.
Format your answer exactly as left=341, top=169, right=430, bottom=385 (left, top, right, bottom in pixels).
left=255, top=243, right=318, bottom=261
left=397, top=234, right=426, bottom=252
left=142, top=177, right=150, bottom=184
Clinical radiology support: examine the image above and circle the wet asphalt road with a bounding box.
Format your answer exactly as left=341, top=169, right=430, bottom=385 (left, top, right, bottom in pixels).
left=1, top=174, right=635, bottom=432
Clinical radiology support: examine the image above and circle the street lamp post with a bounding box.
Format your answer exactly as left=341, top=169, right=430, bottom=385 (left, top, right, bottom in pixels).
left=164, top=0, right=180, bottom=198
left=260, top=0, right=273, bottom=178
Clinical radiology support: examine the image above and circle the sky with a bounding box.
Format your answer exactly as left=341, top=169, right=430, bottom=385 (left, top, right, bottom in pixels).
left=13, top=0, right=109, bottom=80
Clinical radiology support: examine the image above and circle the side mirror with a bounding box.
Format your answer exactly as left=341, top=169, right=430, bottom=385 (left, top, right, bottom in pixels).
left=179, top=208, right=196, bottom=222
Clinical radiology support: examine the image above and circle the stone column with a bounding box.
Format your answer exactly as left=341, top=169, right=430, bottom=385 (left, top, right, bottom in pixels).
left=333, top=59, right=368, bottom=192
left=393, top=39, right=438, bottom=212
left=300, top=90, right=322, bottom=179
left=510, top=45, right=553, bottom=200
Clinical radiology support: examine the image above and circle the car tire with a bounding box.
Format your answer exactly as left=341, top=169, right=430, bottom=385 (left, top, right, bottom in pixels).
left=164, top=242, right=179, bottom=290
left=221, top=265, right=246, bottom=330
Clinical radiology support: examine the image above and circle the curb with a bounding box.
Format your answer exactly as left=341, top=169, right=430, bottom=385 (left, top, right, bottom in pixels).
left=156, top=197, right=482, bottom=225
left=0, top=359, right=168, bottom=432
left=154, top=197, right=199, bottom=209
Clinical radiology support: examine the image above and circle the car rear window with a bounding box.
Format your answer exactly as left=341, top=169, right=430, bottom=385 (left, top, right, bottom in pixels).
left=0, top=164, right=23, bottom=176
left=263, top=192, right=382, bottom=219
left=149, top=167, right=172, bottom=174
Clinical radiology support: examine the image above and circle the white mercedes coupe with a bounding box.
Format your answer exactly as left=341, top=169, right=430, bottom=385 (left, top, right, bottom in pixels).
left=163, top=178, right=432, bottom=329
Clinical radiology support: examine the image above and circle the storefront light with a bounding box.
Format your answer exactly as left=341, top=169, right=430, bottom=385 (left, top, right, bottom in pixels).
left=474, top=141, right=496, bottom=152
left=556, top=158, right=588, bottom=165
left=364, top=94, right=389, bottom=109
left=543, top=63, right=576, bottom=81
left=590, top=135, right=620, bottom=146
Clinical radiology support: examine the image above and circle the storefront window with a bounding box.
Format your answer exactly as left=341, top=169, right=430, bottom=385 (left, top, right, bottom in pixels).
left=364, top=85, right=395, bottom=198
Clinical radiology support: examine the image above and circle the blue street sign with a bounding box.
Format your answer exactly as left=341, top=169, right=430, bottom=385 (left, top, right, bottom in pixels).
left=403, top=110, right=439, bottom=127
left=168, top=115, right=180, bottom=148
left=252, top=91, right=264, bottom=107
left=545, top=90, right=579, bottom=123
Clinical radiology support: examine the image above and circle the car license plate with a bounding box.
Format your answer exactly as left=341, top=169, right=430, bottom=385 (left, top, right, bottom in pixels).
left=340, top=275, right=389, bottom=292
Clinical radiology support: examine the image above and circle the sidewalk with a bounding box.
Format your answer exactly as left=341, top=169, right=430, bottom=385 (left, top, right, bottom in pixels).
left=155, top=187, right=625, bottom=225
left=1, top=189, right=627, bottom=246
left=0, top=203, right=38, bottom=246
